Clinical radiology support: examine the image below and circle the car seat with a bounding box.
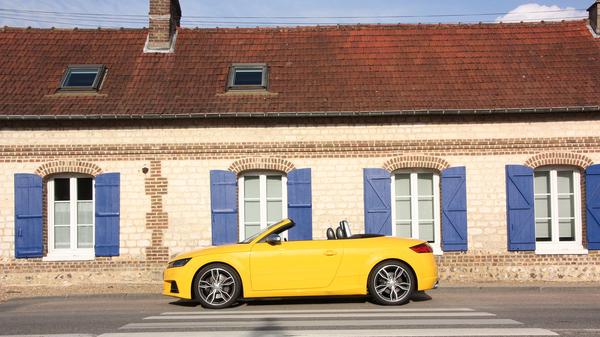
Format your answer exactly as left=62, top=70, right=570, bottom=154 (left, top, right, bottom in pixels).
left=326, top=228, right=336, bottom=240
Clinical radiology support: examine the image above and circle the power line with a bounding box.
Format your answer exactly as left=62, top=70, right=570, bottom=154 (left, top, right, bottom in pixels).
left=0, top=6, right=588, bottom=20
left=0, top=7, right=588, bottom=28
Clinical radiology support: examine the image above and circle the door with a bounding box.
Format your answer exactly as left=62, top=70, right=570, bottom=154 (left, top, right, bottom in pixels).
left=250, top=239, right=344, bottom=291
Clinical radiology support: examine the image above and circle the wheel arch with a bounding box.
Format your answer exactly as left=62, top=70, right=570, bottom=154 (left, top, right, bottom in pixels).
left=366, top=258, right=418, bottom=294
left=190, top=261, right=245, bottom=300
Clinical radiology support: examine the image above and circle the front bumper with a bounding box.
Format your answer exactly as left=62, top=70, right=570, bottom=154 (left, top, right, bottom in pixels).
left=162, top=266, right=193, bottom=300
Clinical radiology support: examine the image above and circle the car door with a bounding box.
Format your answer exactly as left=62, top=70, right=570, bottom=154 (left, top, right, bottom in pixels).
left=250, top=239, right=345, bottom=291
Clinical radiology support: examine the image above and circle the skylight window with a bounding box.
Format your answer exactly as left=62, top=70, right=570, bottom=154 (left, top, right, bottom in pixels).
left=228, top=64, right=268, bottom=90
left=60, top=65, right=106, bottom=91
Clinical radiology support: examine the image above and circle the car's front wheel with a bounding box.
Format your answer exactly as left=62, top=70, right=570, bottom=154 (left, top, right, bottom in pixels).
left=193, top=263, right=241, bottom=309
left=368, top=260, right=416, bottom=305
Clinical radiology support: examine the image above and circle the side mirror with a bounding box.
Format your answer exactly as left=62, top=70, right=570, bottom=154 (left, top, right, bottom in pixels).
left=265, top=234, right=282, bottom=245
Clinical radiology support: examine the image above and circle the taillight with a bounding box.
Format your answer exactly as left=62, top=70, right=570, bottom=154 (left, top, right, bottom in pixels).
left=410, top=243, right=433, bottom=253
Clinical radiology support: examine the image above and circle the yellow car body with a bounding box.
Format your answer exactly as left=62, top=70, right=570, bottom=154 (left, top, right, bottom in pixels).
left=163, top=219, right=438, bottom=303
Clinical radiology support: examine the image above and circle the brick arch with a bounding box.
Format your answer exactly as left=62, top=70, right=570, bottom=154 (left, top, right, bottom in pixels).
left=524, top=152, right=593, bottom=169
left=35, top=160, right=103, bottom=177
left=228, top=157, right=296, bottom=175
left=383, top=155, right=450, bottom=173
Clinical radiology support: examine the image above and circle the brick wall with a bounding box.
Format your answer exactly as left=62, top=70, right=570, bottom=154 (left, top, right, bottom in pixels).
left=1, top=113, right=600, bottom=284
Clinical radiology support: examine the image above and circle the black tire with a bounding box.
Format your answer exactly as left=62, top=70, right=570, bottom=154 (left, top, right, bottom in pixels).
left=192, top=263, right=242, bottom=309
left=368, top=260, right=416, bottom=306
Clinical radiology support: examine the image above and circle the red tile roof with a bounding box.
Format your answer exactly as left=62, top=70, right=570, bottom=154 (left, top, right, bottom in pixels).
left=0, top=21, right=599, bottom=118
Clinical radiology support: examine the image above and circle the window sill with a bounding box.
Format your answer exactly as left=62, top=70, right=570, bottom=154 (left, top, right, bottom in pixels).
left=218, top=90, right=278, bottom=96
left=535, top=243, right=588, bottom=255
left=43, top=250, right=95, bottom=261
left=432, top=245, right=443, bottom=256
left=45, top=91, right=107, bottom=98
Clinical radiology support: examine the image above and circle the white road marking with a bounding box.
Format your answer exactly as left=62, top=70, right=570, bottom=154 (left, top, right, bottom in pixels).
left=101, top=328, right=558, bottom=336
left=121, top=318, right=520, bottom=329
left=144, top=312, right=495, bottom=320
left=159, top=307, right=475, bottom=315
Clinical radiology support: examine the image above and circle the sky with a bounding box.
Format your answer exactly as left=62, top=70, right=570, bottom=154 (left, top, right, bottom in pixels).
left=0, top=0, right=593, bottom=29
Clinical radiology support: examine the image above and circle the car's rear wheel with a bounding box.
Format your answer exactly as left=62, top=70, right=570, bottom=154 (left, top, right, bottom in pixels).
left=193, top=263, right=241, bottom=309
left=368, top=260, right=415, bottom=306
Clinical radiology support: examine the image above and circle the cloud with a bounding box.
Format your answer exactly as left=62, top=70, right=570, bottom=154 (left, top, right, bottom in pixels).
left=496, top=3, right=587, bottom=23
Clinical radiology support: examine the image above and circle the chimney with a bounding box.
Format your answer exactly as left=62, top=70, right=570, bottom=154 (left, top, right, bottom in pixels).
left=589, top=0, right=600, bottom=35
left=145, top=0, right=181, bottom=52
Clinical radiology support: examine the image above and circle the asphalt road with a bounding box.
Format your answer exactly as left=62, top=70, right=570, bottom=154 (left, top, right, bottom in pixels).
left=0, top=287, right=599, bottom=336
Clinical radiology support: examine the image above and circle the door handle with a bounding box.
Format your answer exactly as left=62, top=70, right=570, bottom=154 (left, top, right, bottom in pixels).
left=324, top=250, right=337, bottom=256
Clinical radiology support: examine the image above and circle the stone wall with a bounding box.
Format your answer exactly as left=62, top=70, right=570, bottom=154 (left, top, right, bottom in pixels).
left=1, top=113, right=600, bottom=284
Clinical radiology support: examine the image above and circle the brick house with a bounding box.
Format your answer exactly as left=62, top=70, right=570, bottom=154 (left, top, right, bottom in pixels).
left=1, top=0, right=600, bottom=285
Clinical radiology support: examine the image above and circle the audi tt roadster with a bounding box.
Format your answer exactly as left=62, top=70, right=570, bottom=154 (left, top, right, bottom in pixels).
left=163, top=218, right=438, bottom=308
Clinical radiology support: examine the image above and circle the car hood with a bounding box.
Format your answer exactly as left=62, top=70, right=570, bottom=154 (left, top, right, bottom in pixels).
left=170, top=243, right=250, bottom=261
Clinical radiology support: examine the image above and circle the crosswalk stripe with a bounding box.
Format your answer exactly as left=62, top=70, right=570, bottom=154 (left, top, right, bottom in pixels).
left=121, top=318, right=520, bottom=329
left=144, top=312, right=495, bottom=320
left=159, top=307, right=476, bottom=315
left=101, top=328, right=558, bottom=337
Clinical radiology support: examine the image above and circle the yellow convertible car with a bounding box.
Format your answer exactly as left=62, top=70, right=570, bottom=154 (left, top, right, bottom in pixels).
left=163, top=218, right=438, bottom=309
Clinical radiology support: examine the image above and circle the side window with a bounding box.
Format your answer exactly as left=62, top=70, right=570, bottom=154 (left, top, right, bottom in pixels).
left=238, top=173, right=287, bottom=240
left=47, top=175, right=95, bottom=260
left=534, top=168, right=583, bottom=252
left=391, top=171, right=441, bottom=253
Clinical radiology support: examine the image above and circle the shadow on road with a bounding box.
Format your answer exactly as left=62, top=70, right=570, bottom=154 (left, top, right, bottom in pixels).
left=168, top=292, right=432, bottom=308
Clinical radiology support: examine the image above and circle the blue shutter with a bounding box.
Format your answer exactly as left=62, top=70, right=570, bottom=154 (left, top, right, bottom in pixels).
left=586, top=164, right=600, bottom=250
left=210, top=170, right=238, bottom=245
left=441, top=166, right=468, bottom=251
left=287, top=168, right=312, bottom=241
left=506, top=165, right=535, bottom=251
left=95, top=173, right=120, bottom=257
left=14, top=174, right=43, bottom=258
left=364, top=168, right=392, bottom=235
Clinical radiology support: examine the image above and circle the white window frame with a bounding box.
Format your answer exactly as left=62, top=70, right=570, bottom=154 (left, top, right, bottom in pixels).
left=45, top=174, right=95, bottom=261
left=534, top=167, right=587, bottom=255
left=390, top=170, right=442, bottom=255
left=238, top=172, right=288, bottom=241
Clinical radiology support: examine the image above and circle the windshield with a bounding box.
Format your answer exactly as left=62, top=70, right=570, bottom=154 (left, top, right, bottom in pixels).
left=239, top=221, right=284, bottom=244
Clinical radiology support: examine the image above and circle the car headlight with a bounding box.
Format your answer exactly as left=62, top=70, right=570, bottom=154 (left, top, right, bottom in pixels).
left=167, top=258, right=191, bottom=268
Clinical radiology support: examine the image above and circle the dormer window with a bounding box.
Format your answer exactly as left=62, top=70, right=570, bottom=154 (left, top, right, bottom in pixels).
left=228, top=64, right=268, bottom=90
left=60, top=65, right=106, bottom=91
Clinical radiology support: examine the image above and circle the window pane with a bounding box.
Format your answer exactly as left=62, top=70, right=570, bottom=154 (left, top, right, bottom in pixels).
left=54, top=226, right=70, bottom=249
left=245, top=224, right=261, bottom=238
left=535, top=220, right=552, bottom=241
left=77, top=201, right=93, bottom=225
left=558, top=195, right=574, bottom=218
left=77, top=226, right=93, bottom=248
left=419, top=222, right=434, bottom=242
left=54, top=202, right=70, bottom=226
left=557, top=171, right=574, bottom=194
left=54, top=178, right=70, bottom=201
left=534, top=171, right=550, bottom=194
left=395, top=174, right=410, bottom=196
left=417, top=173, right=433, bottom=196
left=77, top=178, right=93, bottom=200
left=244, top=201, right=260, bottom=223
left=244, top=176, right=260, bottom=199
left=395, top=198, right=411, bottom=220
left=396, top=222, right=411, bottom=237
left=418, top=197, right=434, bottom=220
left=559, top=219, right=575, bottom=241
left=266, top=176, right=282, bottom=198
left=534, top=196, right=551, bottom=218
left=267, top=200, right=282, bottom=224
left=234, top=70, right=262, bottom=86
left=65, top=70, right=98, bottom=87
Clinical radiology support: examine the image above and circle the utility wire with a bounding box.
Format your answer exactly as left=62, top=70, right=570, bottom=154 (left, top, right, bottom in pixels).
left=0, top=6, right=588, bottom=19
left=0, top=7, right=588, bottom=28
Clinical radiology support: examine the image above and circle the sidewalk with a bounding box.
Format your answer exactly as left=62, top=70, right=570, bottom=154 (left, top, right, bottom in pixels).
left=2, top=281, right=599, bottom=303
